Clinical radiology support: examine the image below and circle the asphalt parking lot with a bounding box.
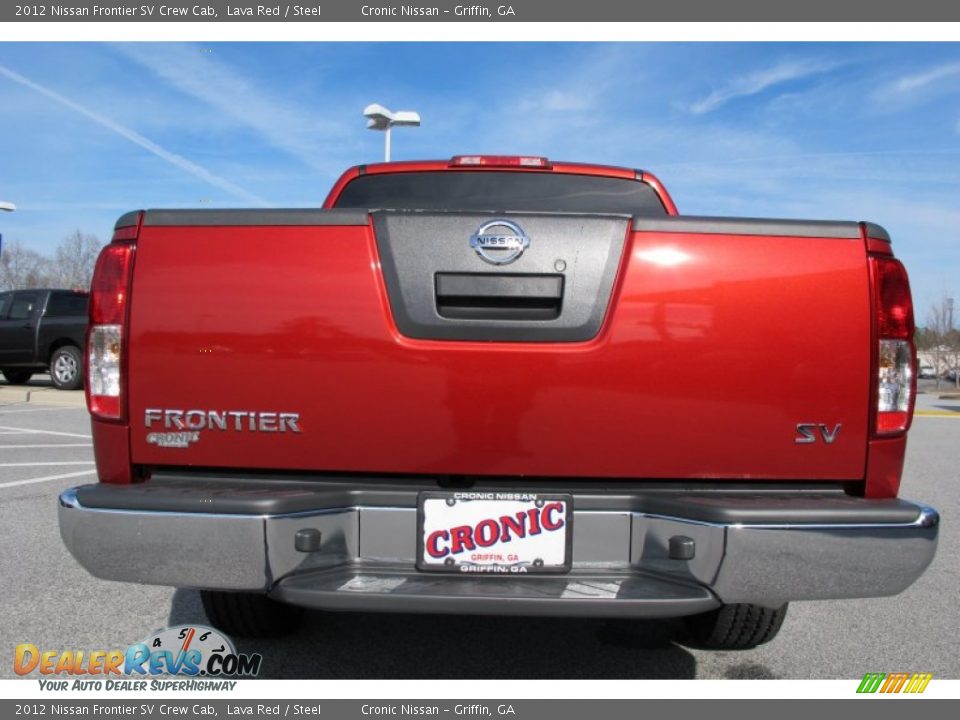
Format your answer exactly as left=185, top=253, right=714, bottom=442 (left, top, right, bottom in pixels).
left=0, top=381, right=957, bottom=680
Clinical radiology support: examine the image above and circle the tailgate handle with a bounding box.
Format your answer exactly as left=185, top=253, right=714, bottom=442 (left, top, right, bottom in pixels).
left=435, top=273, right=563, bottom=321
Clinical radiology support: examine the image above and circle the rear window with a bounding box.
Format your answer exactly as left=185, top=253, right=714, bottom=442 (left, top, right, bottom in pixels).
left=333, top=171, right=668, bottom=216
left=45, top=292, right=88, bottom=317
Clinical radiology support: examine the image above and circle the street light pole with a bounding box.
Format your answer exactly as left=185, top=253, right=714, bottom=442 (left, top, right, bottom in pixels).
left=0, top=201, right=13, bottom=257
left=363, top=103, right=421, bottom=162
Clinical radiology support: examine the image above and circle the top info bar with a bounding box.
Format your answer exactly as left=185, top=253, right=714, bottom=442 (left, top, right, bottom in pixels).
left=7, top=0, right=960, bottom=22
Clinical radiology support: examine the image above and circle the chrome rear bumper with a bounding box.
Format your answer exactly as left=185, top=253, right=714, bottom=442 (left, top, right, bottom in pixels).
left=58, top=480, right=939, bottom=616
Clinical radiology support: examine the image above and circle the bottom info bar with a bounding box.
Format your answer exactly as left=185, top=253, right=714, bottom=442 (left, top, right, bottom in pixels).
left=4, top=700, right=951, bottom=719
left=12, top=702, right=516, bottom=719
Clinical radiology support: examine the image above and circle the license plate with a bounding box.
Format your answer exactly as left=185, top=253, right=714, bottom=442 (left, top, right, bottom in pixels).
left=417, top=492, right=572, bottom=574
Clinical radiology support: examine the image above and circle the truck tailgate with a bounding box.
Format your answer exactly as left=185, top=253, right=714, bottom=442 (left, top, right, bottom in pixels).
left=127, top=211, right=870, bottom=480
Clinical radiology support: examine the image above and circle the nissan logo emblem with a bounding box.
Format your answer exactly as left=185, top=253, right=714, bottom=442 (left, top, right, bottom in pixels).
left=469, top=219, right=530, bottom=265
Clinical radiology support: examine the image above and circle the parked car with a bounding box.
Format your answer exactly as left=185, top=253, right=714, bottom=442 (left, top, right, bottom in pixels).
left=0, top=288, right=88, bottom=390
left=919, top=364, right=937, bottom=379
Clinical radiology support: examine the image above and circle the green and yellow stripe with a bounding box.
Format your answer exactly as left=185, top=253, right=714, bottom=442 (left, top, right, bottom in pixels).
left=857, top=672, right=932, bottom=694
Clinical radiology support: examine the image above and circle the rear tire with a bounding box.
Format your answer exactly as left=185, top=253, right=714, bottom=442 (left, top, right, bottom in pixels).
left=684, top=603, right=788, bottom=649
left=1, top=369, right=33, bottom=385
left=50, top=346, right=83, bottom=391
left=200, top=590, right=304, bottom=638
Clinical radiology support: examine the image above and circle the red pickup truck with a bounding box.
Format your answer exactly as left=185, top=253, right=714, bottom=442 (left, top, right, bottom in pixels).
left=59, top=156, right=938, bottom=649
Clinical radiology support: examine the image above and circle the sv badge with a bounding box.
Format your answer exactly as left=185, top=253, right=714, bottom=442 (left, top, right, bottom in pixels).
left=795, top=423, right=842, bottom=444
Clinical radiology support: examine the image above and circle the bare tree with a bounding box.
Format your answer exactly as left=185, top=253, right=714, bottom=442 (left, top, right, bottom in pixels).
left=0, top=240, right=53, bottom=291
left=918, top=296, right=960, bottom=389
left=0, top=231, right=103, bottom=293
left=51, top=230, right=102, bottom=290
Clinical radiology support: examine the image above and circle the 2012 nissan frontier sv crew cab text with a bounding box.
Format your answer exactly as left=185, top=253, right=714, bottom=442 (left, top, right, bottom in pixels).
left=58, top=156, right=939, bottom=648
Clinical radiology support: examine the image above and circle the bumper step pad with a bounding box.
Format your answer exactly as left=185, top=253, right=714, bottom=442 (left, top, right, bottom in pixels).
left=271, top=565, right=719, bottom=617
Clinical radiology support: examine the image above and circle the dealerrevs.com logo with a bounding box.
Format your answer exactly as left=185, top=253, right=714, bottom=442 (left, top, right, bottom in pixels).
left=14, top=625, right=262, bottom=690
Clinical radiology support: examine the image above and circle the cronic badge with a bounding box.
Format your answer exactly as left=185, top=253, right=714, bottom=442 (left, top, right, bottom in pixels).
left=469, top=219, right=530, bottom=265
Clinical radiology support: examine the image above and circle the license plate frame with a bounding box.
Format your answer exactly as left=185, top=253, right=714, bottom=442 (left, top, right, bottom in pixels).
left=416, top=491, right=573, bottom=575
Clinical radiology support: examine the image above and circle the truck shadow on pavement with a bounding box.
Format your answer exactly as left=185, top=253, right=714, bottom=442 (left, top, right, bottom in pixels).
left=168, top=589, right=699, bottom=679
left=0, top=375, right=54, bottom=388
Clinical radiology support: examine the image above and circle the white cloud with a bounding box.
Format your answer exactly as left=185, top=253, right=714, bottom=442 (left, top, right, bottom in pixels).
left=520, top=89, right=591, bottom=113
left=511, top=53, right=628, bottom=121
left=889, top=62, right=960, bottom=94
left=0, top=63, right=268, bottom=206
left=871, top=62, right=960, bottom=110
left=114, top=44, right=350, bottom=172
left=689, top=59, right=836, bottom=115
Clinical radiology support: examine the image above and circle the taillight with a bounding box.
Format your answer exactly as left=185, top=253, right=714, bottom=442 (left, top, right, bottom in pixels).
left=87, top=236, right=136, bottom=421
left=450, top=155, right=551, bottom=168
left=88, top=325, right=122, bottom=418
left=871, top=257, right=915, bottom=435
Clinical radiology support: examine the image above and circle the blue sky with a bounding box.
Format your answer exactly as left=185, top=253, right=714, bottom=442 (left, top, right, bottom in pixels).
left=0, top=42, right=958, bottom=320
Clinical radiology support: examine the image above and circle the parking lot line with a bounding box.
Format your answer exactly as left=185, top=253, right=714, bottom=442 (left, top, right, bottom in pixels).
left=0, top=405, right=88, bottom=414
left=0, top=469, right=96, bottom=490
left=0, top=461, right=95, bottom=467
left=0, top=444, right=92, bottom=449
left=0, top=425, right=92, bottom=439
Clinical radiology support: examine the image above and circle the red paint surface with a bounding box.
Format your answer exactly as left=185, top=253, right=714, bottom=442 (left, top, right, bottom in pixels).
left=124, top=223, right=872, bottom=481
left=864, top=436, right=907, bottom=498
left=91, top=419, right=132, bottom=484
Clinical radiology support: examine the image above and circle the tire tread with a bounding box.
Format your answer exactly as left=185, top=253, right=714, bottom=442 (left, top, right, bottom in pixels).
left=685, top=602, right=787, bottom=650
